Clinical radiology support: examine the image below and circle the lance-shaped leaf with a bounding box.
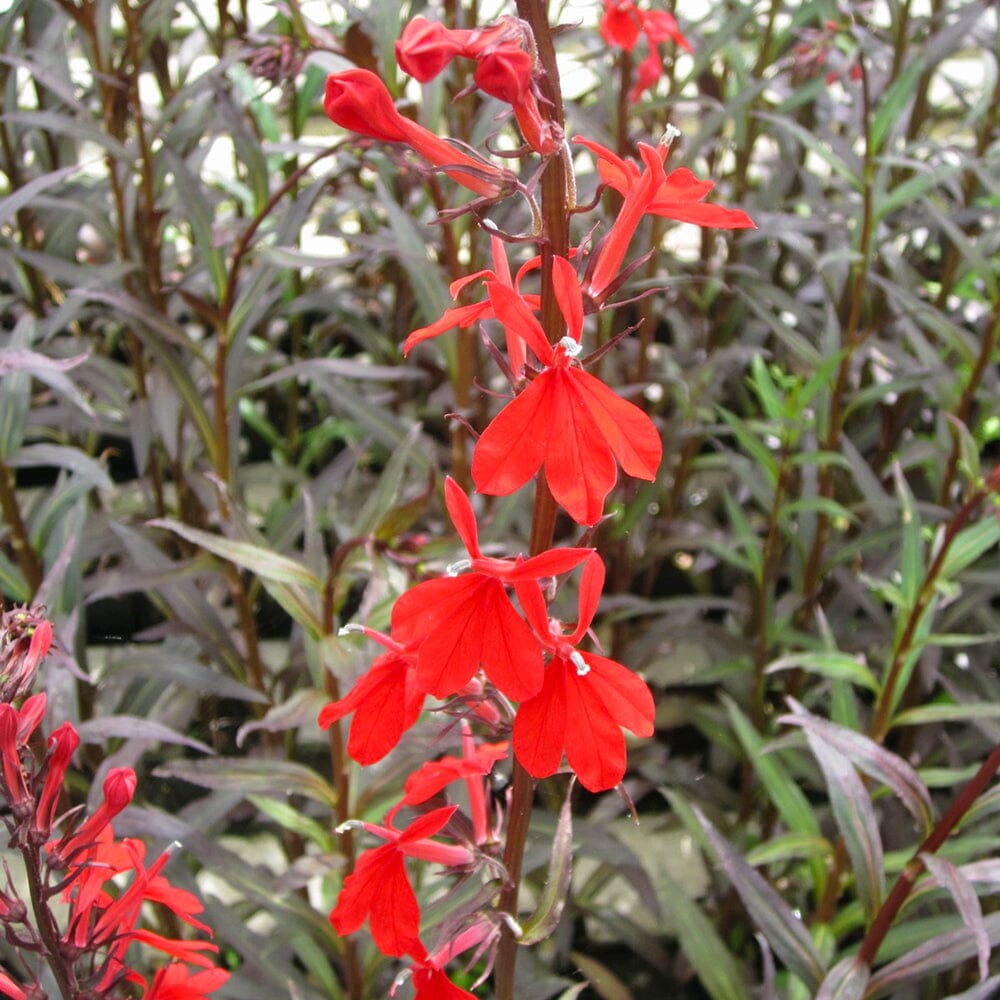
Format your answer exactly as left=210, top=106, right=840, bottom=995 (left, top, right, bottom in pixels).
left=779, top=699, right=933, bottom=832
left=865, top=913, right=1000, bottom=998
left=814, top=956, right=870, bottom=1000
left=802, top=728, right=884, bottom=922
left=919, top=853, right=990, bottom=982
left=696, top=808, right=825, bottom=992
left=520, top=778, right=574, bottom=945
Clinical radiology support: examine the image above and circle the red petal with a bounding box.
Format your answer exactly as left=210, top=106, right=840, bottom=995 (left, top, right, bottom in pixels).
left=444, top=476, right=481, bottom=559
left=513, top=658, right=568, bottom=778
left=413, top=967, right=477, bottom=1000
left=366, top=853, right=423, bottom=957
left=505, top=545, right=593, bottom=582
left=599, top=4, right=640, bottom=50
left=584, top=652, right=655, bottom=737
left=398, top=804, right=460, bottom=843
left=544, top=369, right=617, bottom=525
left=568, top=553, right=606, bottom=643
left=472, top=375, right=552, bottom=497
left=551, top=255, right=583, bottom=343
left=572, top=368, right=662, bottom=480
left=563, top=666, right=627, bottom=791
left=404, top=302, right=490, bottom=354
left=486, top=281, right=554, bottom=366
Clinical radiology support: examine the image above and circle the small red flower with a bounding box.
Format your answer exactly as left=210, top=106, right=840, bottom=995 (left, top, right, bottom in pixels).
left=396, top=16, right=560, bottom=155
left=331, top=806, right=468, bottom=958
left=391, top=477, right=592, bottom=700
left=319, top=627, right=426, bottom=765
left=324, top=69, right=511, bottom=199
left=513, top=554, right=655, bottom=791
left=144, top=964, right=230, bottom=1000
left=471, top=257, right=662, bottom=525
left=576, top=135, right=756, bottom=303
left=599, top=1, right=692, bottom=101
left=403, top=235, right=541, bottom=374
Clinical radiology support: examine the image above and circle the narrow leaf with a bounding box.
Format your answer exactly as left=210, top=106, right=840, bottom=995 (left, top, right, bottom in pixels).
left=520, top=778, right=574, bottom=945
left=919, top=853, right=990, bottom=982
left=696, top=808, right=825, bottom=992
left=154, top=758, right=338, bottom=808
left=815, top=956, right=870, bottom=1000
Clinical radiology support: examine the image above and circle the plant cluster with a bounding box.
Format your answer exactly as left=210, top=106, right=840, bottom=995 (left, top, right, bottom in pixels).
left=0, top=0, right=998, bottom=998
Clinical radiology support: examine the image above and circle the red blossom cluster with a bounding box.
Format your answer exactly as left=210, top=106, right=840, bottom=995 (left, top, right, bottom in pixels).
left=319, top=2, right=753, bottom=992
left=0, top=607, right=228, bottom=1000
left=599, top=0, right=693, bottom=102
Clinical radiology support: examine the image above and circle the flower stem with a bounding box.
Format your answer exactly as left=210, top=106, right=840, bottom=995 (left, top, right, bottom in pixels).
left=495, top=3, right=568, bottom=995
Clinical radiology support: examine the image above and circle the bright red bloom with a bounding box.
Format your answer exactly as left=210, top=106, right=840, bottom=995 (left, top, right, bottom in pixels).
left=35, top=721, right=80, bottom=838
left=403, top=235, right=541, bottom=374
left=144, top=964, right=230, bottom=1000
left=319, top=627, right=426, bottom=765
left=513, top=554, right=655, bottom=791
left=471, top=257, right=662, bottom=524
left=600, top=1, right=692, bottom=101
left=50, top=766, right=137, bottom=864
left=576, top=136, right=756, bottom=304
left=331, top=806, right=467, bottom=958
left=391, top=477, right=592, bottom=700
left=404, top=723, right=508, bottom=846
left=324, top=69, right=511, bottom=198
left=396, top=16, right=559, bottom=154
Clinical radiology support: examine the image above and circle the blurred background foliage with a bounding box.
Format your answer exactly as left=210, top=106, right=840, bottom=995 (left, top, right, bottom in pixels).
left=0, top=0, right=998, bottom=996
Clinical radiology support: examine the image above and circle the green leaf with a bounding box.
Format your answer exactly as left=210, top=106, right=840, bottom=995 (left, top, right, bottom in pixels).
left=520, top=778, right=574, bottom=946
left=154, top=757, right=338, bottom=808
left=891, top=702, right=1000, bottom=727
left=765, top=651, right=879, bottom=693
left=697, top=808, right=826, bottom=992
left=815, top=956, right=870, bottom=1000
left=938, top=515, right=1000, bottom=581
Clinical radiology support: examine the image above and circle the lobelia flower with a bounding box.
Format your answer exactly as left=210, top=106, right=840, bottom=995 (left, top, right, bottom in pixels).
left=331, top=805, right=473, bottom=958
left=576, top=134, right=756, bottom=304
left=513, top=553, right=655, bottom=791
left=471, top=256, right=662, bottom=525
left=324, top=69, right=512, bottom=199
left=403, top=721, right=508, bottom=846
left=402, top=920, right=499, bottom=1000
left=319, top=626, right=426, bottom=765
left=391, top=477, right=592, bottom=701
left=397, top=16, right=560, bottom=155
left=599, top=0, right=692, bottom=102
left=403, top=234, right=541, bottom=374
left=144, top=964, right=231, bottom=1000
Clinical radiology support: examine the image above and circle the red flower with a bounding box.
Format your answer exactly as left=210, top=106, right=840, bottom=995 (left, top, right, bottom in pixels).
left=403, top=235, right=541, bottom=374
left=396, top=16, right=560, bottom=155
left=331, top=806, right=468, bottom=958
left=324, top=69, right=511, bottom=199
left=318, top=626, right=426, bottom=765
left=471, top=256, right=662, bottom=525
left=599, top=1, right=692, bottom=101
left=403, top=722, right=508, bottom=845
left=391, top=477, right=592, bottom=700
left=513, top=554, right=655, bottom=791
left=144, top=964, right=230, bottom=1000
left=576, top=135, right=755, bottom=304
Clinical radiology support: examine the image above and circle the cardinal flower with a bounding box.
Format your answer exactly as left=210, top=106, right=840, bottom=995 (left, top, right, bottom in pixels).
left=404, top=235, right=541, bottom=373
left=144, top=964, right=230, bottom=1000
left=513, top=554, right=655, bottom=791
left=396, top=16, right=559, bottom=154
left=324, top=69, right=512, bottom=199
left=391, top=477, right=592, bottom=701
left=319, top=626, right=426, bottom=765
left=600, top=1, right=692, bottom=101
left=577, top=135, right=756, bottom=304
left=471, top=256, right=662, bottom=525
left=331, top=806, right=471, bottom=958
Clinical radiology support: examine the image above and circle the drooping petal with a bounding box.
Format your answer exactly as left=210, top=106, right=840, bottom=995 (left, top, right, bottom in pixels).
left=403, top=302, right=491, bottom=355
left=572, top=368, right=662, bottom=481
left=331, top=846, right=421, bottom=957
left=543, top=369, right=618, bottom=525
left=582, top=652, right=656, bottom=738
left=472, top=374, right=553, bottom=497
left=513, top=658, right=568, bottom=779
left=564, top=666, right=628, bottom=792
left=412, top=967, right=478, bottom=1000
left=319, top=653, right=423, bottom=765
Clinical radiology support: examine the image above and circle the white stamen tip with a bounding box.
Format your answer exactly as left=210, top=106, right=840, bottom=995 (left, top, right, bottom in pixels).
left=501, top=913, right=523, bottom=938
left=335, top=819, right=364, bottom=834
left=559, top=336, right=582, bottom=357
left=661, top=123, right=681, bottom=147
left=447, top=558, right=472, bottom=577
left=570, top=651, right=590, bottom=676
left=338, top=624, right=364, bottom=636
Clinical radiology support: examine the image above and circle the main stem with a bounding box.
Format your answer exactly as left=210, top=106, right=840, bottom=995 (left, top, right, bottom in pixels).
left=495, top=2, right=568, bottom=996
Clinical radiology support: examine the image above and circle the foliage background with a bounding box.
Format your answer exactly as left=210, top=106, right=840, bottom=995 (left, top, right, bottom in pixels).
left=1, top=0, right=998, bottom=997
